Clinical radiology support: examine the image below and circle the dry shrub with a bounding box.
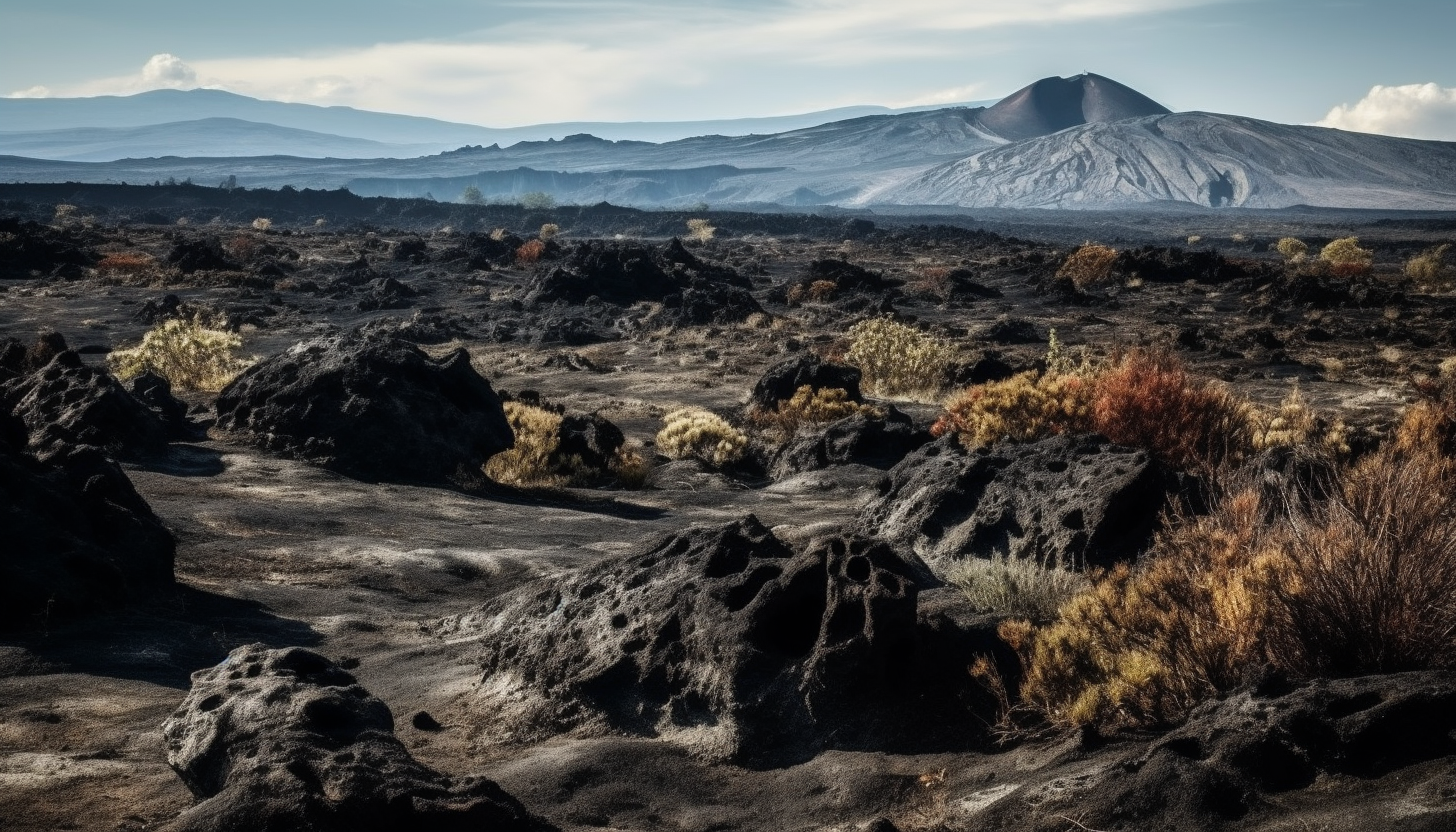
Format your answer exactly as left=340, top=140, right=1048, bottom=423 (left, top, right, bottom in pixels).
left=1276, top=237, right=1309, bottom=262
left=933, top=370, right=1093, bottom=449
left=947, top=554, right=1089, bottom=623
left=1396, top=371, right=1456, bottom=456
left=539, top=223, right=560, bottom=241
left=516, top=239, right=547, bottom=264
left=485, top=402, right=571, bottom=487
left=251, top=217, right=272, bottom=232
left=1405, top=243, right=1451, bottom=284
left=787, top=280, right=837, bottom=305
left=907, top=267, right=952, bottom=301
left=1319, top=236, right=1373, bottom=276
left=686, top=218, right=715, bottom=242
left=1252, top=385, right=1349, bottom=455
left=656, top=408, right=747, bottom=467
left=1014, top=437, right=1456, bottom=730
left=844, top=316, right=955, bottom=399
left=1088, top=350, right=1254, bottom=470
left=96, top=252, right=156, bottom=277
left=106, top=318, right=249, bottom=392
left=227, top=234, right=258, bottom=261
left=609, top=441, right=653, bottom=489
left=1056, top=243, right=1118, bottom=290
left=748, top=385, right=880, bottom=438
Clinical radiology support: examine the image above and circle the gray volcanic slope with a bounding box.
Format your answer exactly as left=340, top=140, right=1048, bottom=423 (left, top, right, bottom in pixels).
left=977, top=72, right=1170, bottom=141
left=882, top=112, right=1456, bottom=210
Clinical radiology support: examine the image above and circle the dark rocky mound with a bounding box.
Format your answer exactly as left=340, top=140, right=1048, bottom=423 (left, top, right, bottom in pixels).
left=447, top=516, right=1008, bottom=766
left=978, top=72, right=1170, bottom=142
left=1, top=338, right=178, bottom=459
left=1116, top=245, right=1276, bottom=285
left=390, top=235, right=429, bottom=264
left=657, top=277, right=763, bottom=327
left=1264, top=269, right=1405, bottom=309
left=856, top=434, right=1174, bottom=570
left=353, top=277, right=418, bottom=312
left=436, top=230, right=525, bottom=270
left=167, top=236, right=240, bottom=274
left=777, top=259, right=903, bottom=309
left=213, top=330, right=512, bottom=483
left=160, top=644, right=550, bottom=832
left=747, top=354, right=864, bottom=413
left=939, top=267, right=1005, bottom=303
left=770, top=408, right=930, bottom=479
left=557, top=412, right=626, bottom=475
left=0, top=216, right=96, bottom=278
left=525, top=238, right=746, bottom=307
left=0, top=431, right=175, bottom=630
left=982, top=671, right=1456, bottom=831
left=983, top=315, right=1042, bottom=345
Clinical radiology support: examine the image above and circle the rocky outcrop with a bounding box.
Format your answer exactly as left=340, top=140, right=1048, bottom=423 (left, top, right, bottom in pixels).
left=525, top=239, right=746, bottom=307
left=167, top=236, right=239, bottom=274
left=213, top=330, right=513, bottom=483
left=0, top=216, right=95, bottom=279
left=856, top=434, right=1173, bottom=570
left=161, top=645, right=550, bottom=832
left=0, top=435, right=175, bottom=629
left=747, top=355, right=863, bottom=413
left=1, top=342, right=176, bottom=459
left=441, top=517, right=1004, bottom=766
left=770, top=408, right=930, bottom=478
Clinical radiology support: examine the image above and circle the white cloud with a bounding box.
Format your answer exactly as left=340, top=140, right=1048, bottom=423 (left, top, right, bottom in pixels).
left=894, top=84, right=990, bottom=108
left=140, top=54, right=198, bottom=88
left=1318, top=83, right=1456, bottom=141
left=7, top=85, right=52, bottom=99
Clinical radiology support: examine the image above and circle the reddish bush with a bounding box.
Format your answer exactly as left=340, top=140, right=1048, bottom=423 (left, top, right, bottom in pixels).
left=516, top=239, right=547, bottom=264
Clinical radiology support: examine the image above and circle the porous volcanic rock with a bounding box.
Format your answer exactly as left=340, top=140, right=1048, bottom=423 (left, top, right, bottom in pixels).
left=856, top=434, right=1174, bottom=570
left=443, top=516, right=999, bottom=766
left=747, top=354, right=864, bottom=413
left=0, top=435, right=175, bottom=629
left=770, top=408, right=930, bottom=479
left=979, top=671, right=1456, bottom=831
left=525, top=238, right=746, bottom=308
left=1, top=343, right=175, bottom=459
left=213, top=330, right=512, bottom=482
left=160, top=644, right=550, bottom=832
left=657, top=278, right=763, bottom=327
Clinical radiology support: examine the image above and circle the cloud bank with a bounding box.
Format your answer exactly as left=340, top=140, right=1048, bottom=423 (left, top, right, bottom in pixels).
left=1319, top=83, right=1456, bottom=141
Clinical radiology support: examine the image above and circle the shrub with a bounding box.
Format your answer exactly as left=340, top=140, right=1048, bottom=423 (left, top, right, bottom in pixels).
left=748, top=385, right=880, bottom=438
left=539, top=223, right=560, bottom=241
left=251, top=217, right=272, bottom=232
left=106, top=318, right=249, bottom=392
left=1252, top=384, right=1349, bottom=455
left=609, top=441, right=653, bottom=489
left=933, top=370, right=1093, bottom=450
left=96, top=252, right=156, bottom=277
left=686, top=218, right=715, bottom=242
left=460, top=185, right=485, bottom=205
left=1405, top=243, right=1451, bottom=282
left=947, top=553, right=1089, bottom=623
left=516, top=239, right=547, bottom=264
left=656, top=408, right=747, bottom=467
left=1319, top=236, right=1373, bottom=276
left=1087, top=350, right=1254, bottom=470
left=1055, top=243, right=1118, bottom=290
left=1275, top=237, right=1309, bottom=262
left=844, top=317, right=955, bottom=399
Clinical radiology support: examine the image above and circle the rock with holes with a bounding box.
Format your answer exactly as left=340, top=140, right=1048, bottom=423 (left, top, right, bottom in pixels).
left=856, top=433, right=1174, bottom=570
left=976, top=670, right=1456, bottom=831
left=160, top=644, right=552, bottom=832
left=0, top=435, right=175, bottom=630
left=769, top=408, right=930, bottom=479
left=1, top=344, right=176, bottom=459
left=440, top=516, right=1004, bottom=766
left=213, top=330, right=512, bottom=482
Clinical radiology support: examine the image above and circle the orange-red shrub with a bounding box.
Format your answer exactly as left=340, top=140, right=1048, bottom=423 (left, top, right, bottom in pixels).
left=516, top=239, right=547, bottom=264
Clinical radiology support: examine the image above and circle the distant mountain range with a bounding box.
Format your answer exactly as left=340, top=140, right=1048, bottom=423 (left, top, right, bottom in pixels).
left=3, top=75, right=1454, bottom=211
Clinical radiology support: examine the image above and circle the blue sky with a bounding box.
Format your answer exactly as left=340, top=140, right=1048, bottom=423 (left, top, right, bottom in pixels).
left=2, top=0, right=1454, bottom=138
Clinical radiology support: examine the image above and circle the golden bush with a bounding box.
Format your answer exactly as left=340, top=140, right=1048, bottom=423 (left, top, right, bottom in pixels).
left=844, top=317, right=955, bottom=399
left=1405, top=243, right=1450, bottom=283
left=1319, top=236, right=1374, bottom=276
left=539, top=223, right=560, bottom=241
left=686, top=218, right=716, bottom=242
left=106, top=318, right=249, bottom=392
left=1055, top=243, right=1119, bottom=290
left=485, top=402, right=571, bottom=487
left=1276, top=237, right=1309, bottom=262
left=656, top=408, right=747, bottom=467
left=251, top=217, right=272, bottom=232
left=1251, top=385, right=1349, bottom=455
left=933, top=370, right=1093, bottom=450
left=748, top=385, right=880, bottom=438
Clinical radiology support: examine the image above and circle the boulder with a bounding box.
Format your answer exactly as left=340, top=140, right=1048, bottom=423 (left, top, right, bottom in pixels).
left=556, top=413, right=625, bottom=474
left=442, top=516, right=999, bottom=766
left=213, top=330, right=513, bottom=483
left=856, top=434, right=1174, bottom=570
left=982, top=315, right=1042, bottom=345
left=1, top=346, right=175, bottom=459
left=354, top=277, right=418, bottom=312
left=0, top=438, right=175, bottom=630
left=658, top=278, right=763, bottom=327
left=770, top=408, right=930, bottom=479
left=0, top=217, right=95, bottom=279
left=160, top=645, right=550, bottom=832
left=525, top=239, right=747, bottom=309
left=747, top=355, right=864, bottom=413
left=167, top=236, right=239, bottom=274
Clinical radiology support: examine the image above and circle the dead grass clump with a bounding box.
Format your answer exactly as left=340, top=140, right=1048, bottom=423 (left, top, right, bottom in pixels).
left=516, top=239, right=547, bottom=264
left=656, top=408, right=747, bottom=467
left=1252, top=385, right=1350, bottom=455
left=485, top=402, right=571, bottom=487
left=106, top=318, right=249, bottom=392
left=1088, top=350, right=1255, bottom=470
left=748, top=385, right=880, bottom=438
left=96, top=252, right=156, bottom=278
left=947, top=554, right=1089, bottom=623
left=539, top=223, right=560, bottom=241
left=1056, top=243, right=1118, bottom=291
left=844, top=317, right=955, bottom=400
left=251, top=217, right=272, bottom=232
left=609, top=441, right=653, bottom=489
left=787, top=280, right=837, bottom=305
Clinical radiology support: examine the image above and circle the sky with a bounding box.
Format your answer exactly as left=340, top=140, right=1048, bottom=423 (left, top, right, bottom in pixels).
left=2, top=0, right=1454, bottom=139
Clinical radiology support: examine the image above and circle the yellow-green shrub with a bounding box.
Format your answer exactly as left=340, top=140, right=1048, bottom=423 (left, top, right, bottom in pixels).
left=1275, top=237, right=1308, bottom=262
left=748, top=385, right=880, bottom=438
left=1405, top=243, right=1450, bottom=283
left=656, top=408, right=747, bottom=467
left=1319, top=236, right=1374, bottom=276
left=485, top=402, right=572, bottom=487
left=106, top=318, right=249, bottom=392
left=844, top=317, right=955, bottom=399
left=933, top=370, right=1093, bottom=449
